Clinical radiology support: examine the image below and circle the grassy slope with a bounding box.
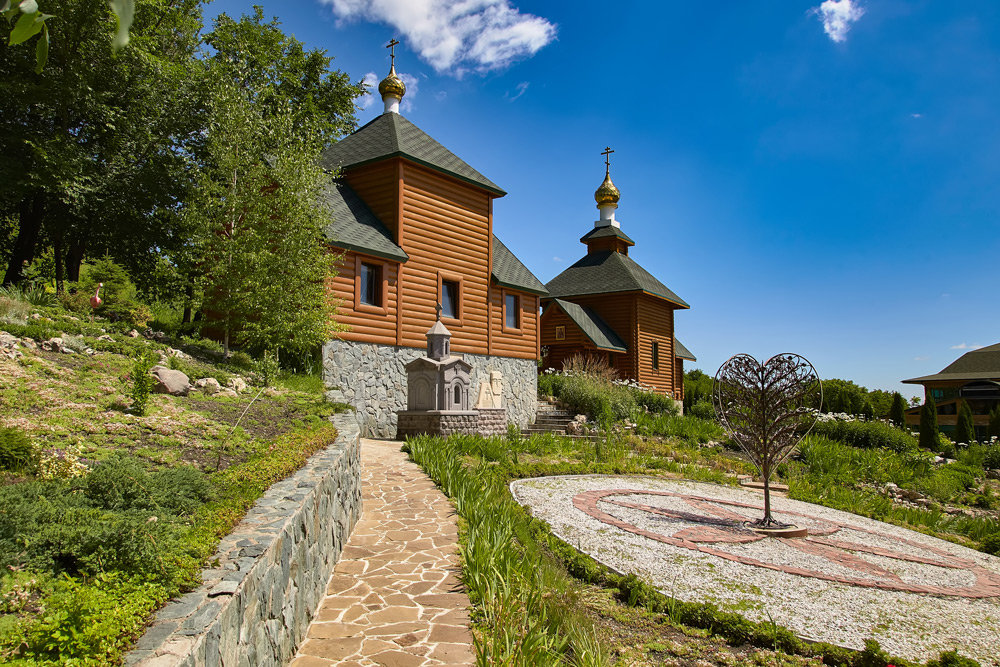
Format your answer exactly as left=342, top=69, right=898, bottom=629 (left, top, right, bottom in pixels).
left=0, top=308, right=342, bottom=665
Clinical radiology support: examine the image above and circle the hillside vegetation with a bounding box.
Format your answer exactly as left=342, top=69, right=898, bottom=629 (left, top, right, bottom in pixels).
left=0, top=293, right=343, bottom=665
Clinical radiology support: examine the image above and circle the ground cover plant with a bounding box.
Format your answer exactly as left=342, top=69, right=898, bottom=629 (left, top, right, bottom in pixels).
left=406, top=430, right=987, bottom=666
left=0, top=298, right=343, bottom=665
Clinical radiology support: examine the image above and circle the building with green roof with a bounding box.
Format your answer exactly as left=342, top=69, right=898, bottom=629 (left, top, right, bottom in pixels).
left=540, top=157, right=694, bottom=401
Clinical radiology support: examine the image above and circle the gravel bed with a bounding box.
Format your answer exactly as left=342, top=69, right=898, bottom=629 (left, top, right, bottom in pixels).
left=511, top=475, right=1000, bottom=665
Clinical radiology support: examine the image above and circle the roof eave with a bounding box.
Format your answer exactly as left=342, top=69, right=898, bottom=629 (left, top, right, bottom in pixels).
left=326, top=240, right=409, bottom=264
left=336, top=152, right=507, bottom=197
left=491, top=276, right=548, bottom=296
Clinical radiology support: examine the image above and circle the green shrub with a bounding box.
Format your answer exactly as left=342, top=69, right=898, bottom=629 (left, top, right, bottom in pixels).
left=688, top=399, right=715, bottom=420
left=889, top=392, right=907, bottom=428
left=812, top=419, right=918, bottom=453
left=980, top=532, right=1000, bottom=556
left=926, top=650, right=983, bottom=667
left=126, top=350, right=157, bottom=416
left=982, top=444, right=1000, bottom=471
left=920, top=399, right=939, bottom=451
left=69, top=256, right=152, bottom=327
left=0, top=427, right=36, bottom=473
left=955, top=400, right=976, bottom=445
left=988, top=405, right=1000, bottom=440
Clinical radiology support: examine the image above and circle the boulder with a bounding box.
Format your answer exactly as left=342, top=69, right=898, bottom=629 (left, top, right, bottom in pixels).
left=151, top=366, right=191, bottom=396
left=227, top=377, right=248, bottom=393
left=194, top=377, right=222, bottom=395
left=127, top=329, right=140, bottom=338
left=168, top=347, right=191, bottom=360
left=97, top=334, right=115, bottom=342
left=215, top=388, right=238, bottom=398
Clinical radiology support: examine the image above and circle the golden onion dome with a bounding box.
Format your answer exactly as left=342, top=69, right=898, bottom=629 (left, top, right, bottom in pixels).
left=378, top=65, right=406, bottom=100
left=594, top=170, right=620, bottom=206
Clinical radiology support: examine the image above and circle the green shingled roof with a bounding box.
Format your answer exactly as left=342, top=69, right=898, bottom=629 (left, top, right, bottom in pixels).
left=580, top=225, right=635, bottom=246
left=320, top=180, right=408, bottom=263
left=492, top=235, right=548, bottom=296
left=903, top=343, right=1000, bottom=384
left=545, top=250, right=689, bottom=308
left=549, top=299, right=627, bottom=352
left=320, top=112, right=505, bottom=196
left=674, top=338, right=696, bottom=361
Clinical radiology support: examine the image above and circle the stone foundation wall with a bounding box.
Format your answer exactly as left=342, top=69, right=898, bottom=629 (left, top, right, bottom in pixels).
left=125, top=412, right=362, bottom=666
left=323, top=339, right=537, bottom=438
left=477, top=407, right=506, bottom=436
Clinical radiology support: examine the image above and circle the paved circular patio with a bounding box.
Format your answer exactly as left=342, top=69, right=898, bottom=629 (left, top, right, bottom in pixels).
left=511, top=475, right=1000, bottom=665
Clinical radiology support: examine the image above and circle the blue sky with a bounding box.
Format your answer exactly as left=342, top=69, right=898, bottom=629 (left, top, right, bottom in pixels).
left=208, top=0, right=999, bottom=398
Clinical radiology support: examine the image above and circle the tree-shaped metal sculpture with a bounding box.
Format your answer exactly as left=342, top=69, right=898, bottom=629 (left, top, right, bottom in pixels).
left=713, top=353, right=822, bottom=528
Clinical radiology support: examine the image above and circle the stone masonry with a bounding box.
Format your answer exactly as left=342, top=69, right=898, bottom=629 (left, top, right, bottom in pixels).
left=124, top=411, right=362, bottom=666
left=323, top=338, right=537, bottom=438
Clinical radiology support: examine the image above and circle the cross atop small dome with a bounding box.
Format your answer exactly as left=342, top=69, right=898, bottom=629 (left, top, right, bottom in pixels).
left=594, top=147, right=621, bottom=227
left=379, top=39, right=406, bottom=114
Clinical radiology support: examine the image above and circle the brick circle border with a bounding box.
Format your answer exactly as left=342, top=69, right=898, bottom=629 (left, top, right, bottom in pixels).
left=573, top=489, right=1000, bottom=599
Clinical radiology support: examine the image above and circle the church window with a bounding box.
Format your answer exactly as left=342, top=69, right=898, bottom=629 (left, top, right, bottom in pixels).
left=555, top=326, right=565, bottom=340
left=441, top=280, right=459, bottom=319
left=504, top=292, right=520, bottom=330
left=454, top=384, right=461, bottom=405
left=359, top=262, right=381, bottom=307
left=652, top=341, right=660, bottom=370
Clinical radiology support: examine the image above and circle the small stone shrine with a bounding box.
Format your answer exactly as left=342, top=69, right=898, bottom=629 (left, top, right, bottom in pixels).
left=396, top=320, right=507, bottom=438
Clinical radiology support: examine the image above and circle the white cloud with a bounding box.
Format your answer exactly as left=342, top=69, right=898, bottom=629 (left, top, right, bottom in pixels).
left=320, top=0, right=556, bottom=73
left=552, top=256, right=563, bottom=262
left=812, top=0, right=865, bottom=43
left=505, top=81, right=529, bottom=102
left=913, top=355, right=930, bottom=362
left=910, top=113, right=923, bottom=119
left=357, top=70, right=418, bottom=111
left=950, top=343, right=984, bottom=350
left=434, top=90, right=448, bottom=102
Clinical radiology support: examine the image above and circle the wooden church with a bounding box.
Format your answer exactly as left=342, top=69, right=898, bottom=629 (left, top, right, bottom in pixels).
left=319, top=46, right=548, bottom=437
left=539, top=153, right=695, bottom=400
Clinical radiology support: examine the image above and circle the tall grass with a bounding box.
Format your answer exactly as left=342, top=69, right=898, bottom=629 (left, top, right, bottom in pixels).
left=405, top=435, right=609, bottom=666
left=635, top=413, right=726, bottom=444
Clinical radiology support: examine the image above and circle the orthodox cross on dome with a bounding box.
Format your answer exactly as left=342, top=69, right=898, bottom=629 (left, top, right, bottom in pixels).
left=386, top=38, right=399, bottom=66
left=379, top=38, right=406, bottom=113
left=601, top=146, right=614, bottom=173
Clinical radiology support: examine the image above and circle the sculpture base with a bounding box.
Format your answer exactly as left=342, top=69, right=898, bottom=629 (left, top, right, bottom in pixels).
left=748, top=524, right=808, bottom=538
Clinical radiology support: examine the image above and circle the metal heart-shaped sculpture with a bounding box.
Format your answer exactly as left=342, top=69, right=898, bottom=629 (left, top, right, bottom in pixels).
left=713, top=353, right=822, bottom=485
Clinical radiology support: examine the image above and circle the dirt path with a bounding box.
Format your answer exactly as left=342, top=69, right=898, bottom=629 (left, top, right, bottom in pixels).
left=290, top=438, right=475, bottom=667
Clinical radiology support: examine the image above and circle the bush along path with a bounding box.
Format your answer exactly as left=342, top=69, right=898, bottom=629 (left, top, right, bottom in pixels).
left=404, top=432, right=987, bottom=667
left=0, top=307, right=344, bottom=665
left=291, top=439, right=475, bottom=666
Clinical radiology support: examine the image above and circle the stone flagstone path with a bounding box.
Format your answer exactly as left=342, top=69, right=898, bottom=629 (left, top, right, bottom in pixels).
left=290, top=439, right=475, bottom=667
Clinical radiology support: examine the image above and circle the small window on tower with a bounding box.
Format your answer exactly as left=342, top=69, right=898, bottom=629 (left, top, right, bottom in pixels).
left=652, top=341, right=660, bottom=370
left=359, top=262, right=381, bottom=307
left=555, top=326, right=566, bottom=341
left=441, top=280, right=459, bottom=319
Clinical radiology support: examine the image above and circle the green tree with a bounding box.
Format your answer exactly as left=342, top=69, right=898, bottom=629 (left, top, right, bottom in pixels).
left=192, top=9, right=362, bottom=357
left=919, top=396, right=939, bottom=451
left=954, top=399, right=976, bottom=445
left=1, top=0, right=206, bottom=289
left=989, top=405, right=1000, bottom=440
left=889, top=391, right=907, bottom=428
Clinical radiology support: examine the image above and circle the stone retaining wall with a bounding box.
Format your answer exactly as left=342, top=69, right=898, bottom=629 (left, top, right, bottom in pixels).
left=125, top=411, right=362, bottom=666
left=323, top=338, right=537, bottom=438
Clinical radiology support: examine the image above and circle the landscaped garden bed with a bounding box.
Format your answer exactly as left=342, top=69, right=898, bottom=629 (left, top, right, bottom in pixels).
left=0, top=301, right=346, bottom=665
left=403, top=412, right=1000, bottom=666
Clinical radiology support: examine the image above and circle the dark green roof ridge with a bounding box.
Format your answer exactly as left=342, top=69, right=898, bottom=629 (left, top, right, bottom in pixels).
left=544, top=250, right=689, bottom=308
left=580, top=225, right=635, bottom=245
left=903, top=343, right=1000, bottom=383
left=492, top=235, right=548, bottom=296
left=320, top=113, right=505, bottom=196
left=320, top=180, right=408, bottom=263
left=550, top=299, right=627, bottom=352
